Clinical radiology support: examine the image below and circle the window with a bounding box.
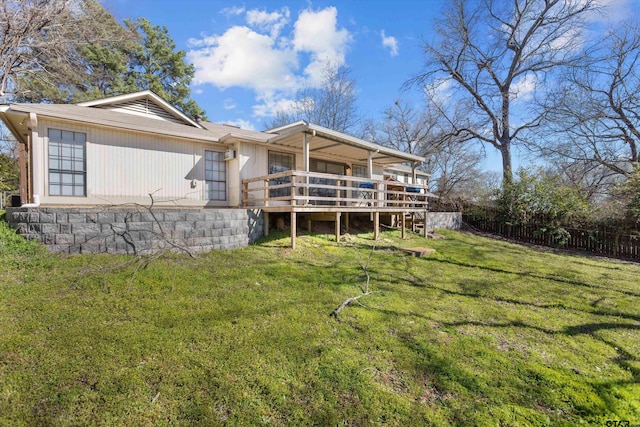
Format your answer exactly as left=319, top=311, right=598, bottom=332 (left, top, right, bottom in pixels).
left=48, top=129, right=86, bottom=196
left=352, top=164, right=368, bottom=179
left=268, top=151, right=294, bottom=197
left=308, top=159, right=346, bottom=205
left=352, top=164, right=369, bottom=199
left=205, top=150, right=226, bottom=200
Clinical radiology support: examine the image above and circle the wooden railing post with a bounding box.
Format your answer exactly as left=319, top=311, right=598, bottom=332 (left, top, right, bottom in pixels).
left=242, top=181, right=248, bottom=207
left=264, top=179, right=269, bottom=207
left=291, top=171, right=296, bottom=206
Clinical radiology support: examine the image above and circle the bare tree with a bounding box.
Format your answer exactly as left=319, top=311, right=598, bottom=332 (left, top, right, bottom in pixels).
left=0, top=0, right=72, bottom=100
left=543, top=20, right=640, bottom=177
left=408, top=0, right=596, bottom=188
left=266, top=64, right=361, bottom=134
left=427, top=144, right=492, bottom=207
left=13, top=1, right=142, bottom=104
left=371, top=99, right=443, bottom=156
left=537, top=152, right=622, bottom=204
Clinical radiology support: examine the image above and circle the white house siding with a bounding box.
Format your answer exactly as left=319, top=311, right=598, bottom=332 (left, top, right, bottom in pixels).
left=36, top=118, right=230, bottom=207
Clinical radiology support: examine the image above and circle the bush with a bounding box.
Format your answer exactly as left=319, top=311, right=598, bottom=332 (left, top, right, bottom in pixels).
left=497, top=168, right=589, bottom=225
left=0, top=220, right=43, bottom=256
left=615, top=163, right=640, bottom=223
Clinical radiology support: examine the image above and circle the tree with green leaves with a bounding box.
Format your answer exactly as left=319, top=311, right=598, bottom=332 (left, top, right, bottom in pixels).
left=125, top=18, right=205, bottom=119
left=0, top=153, right=18, bottom=192
left=613, top=164, right=640, bottom=223
left=2, top=2, right=205, bottom=118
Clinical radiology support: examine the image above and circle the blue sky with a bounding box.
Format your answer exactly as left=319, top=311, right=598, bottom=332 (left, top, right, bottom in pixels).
left=105, top=0, right=640, bottom=172
left=107, top=0, right=441, bottom=128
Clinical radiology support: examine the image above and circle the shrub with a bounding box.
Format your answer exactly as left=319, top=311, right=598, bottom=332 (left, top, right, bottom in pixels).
left=496, top=168, right=590, bottom=245
left=0, top=219, right=43, bottom=256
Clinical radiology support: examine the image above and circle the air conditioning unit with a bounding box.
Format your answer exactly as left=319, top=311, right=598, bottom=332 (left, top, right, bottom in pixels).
left=224, top=149, right=236, bottom=160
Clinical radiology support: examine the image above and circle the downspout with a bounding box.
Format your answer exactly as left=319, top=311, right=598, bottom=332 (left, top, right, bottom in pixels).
left=22, top=113, right=40, bottom=207
left=18, top=133, right=28, bottom=203
left=411, top=161, right=417, bottom=185
left=20, top=194, right=40, bottom=208
left=368, top=150, right=378, bottom=221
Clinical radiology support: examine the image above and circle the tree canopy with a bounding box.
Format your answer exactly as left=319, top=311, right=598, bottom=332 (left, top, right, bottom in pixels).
left=1, top=0, right=204, bottom=118
left=409, top=0, right=596, bottom=188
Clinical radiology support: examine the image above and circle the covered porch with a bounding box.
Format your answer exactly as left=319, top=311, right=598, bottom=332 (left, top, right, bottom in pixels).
left=242, top=170, right=429, bottom=248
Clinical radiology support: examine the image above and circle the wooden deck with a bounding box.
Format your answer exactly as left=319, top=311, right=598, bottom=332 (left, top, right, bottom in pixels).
left=242, top=171, right=429, bottom=247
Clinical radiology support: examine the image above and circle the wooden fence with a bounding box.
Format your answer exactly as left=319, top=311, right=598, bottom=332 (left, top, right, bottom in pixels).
left=463, top=208, right=640, bottom=261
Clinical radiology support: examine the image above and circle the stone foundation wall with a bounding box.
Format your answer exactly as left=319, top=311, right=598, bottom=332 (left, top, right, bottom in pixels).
left=426, top=212, right=462, bottom=232
left=6, top=207, right=264, bottom=255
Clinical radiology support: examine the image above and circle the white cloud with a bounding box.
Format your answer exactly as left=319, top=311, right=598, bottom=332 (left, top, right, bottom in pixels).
left=424, top=77, right=454, bottom=104
left=589, top=0, right=634, bottom=22
left=246, top=7, right=290, bottom=38
left=381, top=30, right=399, bottom=57
left=510, top=73, right=538, bottom=102
left=220, top=5, right=245, bottom=18
left=188, top=26, right=298, bottom=92
left=252, top=95, right=297, bottom=118
left=223, top=98, right=236, bottom=110
left=188, top=6, right=352, bottom=117
left=293, top=7, right=352, bottom=85
left=220, top=118, right=257, bottom=131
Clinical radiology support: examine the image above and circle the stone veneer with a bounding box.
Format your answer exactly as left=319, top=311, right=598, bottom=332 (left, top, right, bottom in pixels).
left=6, top=207, right=264, bottom=255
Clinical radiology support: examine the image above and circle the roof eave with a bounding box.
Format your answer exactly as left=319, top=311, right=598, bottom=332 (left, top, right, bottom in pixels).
left=7, top=104, right=222, bottom=144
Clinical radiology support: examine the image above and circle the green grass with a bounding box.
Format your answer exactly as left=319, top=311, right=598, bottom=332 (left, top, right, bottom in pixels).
left=1, top=225, right=639, bottom=426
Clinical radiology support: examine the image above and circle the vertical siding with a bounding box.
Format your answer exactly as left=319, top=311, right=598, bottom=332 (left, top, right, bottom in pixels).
left=37, top=119, right=229, bottom=205
left=89, top=126, right=201, bottom=199
left=239, top=144, right=269, bottom=181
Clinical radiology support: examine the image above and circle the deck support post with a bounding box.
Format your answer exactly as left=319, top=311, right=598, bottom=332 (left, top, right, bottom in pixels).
left=374, top=211, right=380, bottom=241
left=401, top=212, right=406, bottom=239
left=335, top=212, right=341, bottom=242
left=291, top=211, right=297, bottom=249
left=263, top=212, right=270, bottom=237
left=345, top=213, right=350, bottom=233
left=424, top=209, right=429, bottom=238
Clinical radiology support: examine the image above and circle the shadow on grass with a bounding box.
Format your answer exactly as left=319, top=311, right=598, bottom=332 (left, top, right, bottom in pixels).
left=365, top=266, right=640, bottom=419
left=424, top=257, right=640, bottom=299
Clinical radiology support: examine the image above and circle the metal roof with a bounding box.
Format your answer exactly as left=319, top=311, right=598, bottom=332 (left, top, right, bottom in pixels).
left=1, top=103, right=271, bottom=145
left=1, top=91, right=424, bottom=166
left=265, top=122, right=425, bottom=166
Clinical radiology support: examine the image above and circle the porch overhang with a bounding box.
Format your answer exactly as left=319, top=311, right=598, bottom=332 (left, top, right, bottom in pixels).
left=265, top=121, right=425, bottom=166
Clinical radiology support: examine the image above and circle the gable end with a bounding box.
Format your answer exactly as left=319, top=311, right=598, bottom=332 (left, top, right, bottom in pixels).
left=95, top=99, right=187, bottom=125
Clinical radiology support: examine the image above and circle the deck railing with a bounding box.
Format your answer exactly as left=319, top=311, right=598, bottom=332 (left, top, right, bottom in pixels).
left=242, top=170, right=428, bottom=211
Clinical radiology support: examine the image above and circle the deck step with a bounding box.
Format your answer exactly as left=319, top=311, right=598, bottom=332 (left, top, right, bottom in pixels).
left=402, top=247, right=436, bottom=257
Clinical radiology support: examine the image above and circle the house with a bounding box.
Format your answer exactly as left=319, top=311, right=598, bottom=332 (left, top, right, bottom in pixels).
left=0, top=91, right=428, bottom=253
left=384, top=164, right=430, bottom=189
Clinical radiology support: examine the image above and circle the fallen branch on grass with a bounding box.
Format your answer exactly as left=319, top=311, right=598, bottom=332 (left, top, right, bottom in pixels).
left=330, top=290, right=380, bottom=319
left=330, top=238, right=378, bottom=320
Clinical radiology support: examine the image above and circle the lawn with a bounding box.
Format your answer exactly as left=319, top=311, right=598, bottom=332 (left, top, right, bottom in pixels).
left=1, top=219, right=639, bottom=426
